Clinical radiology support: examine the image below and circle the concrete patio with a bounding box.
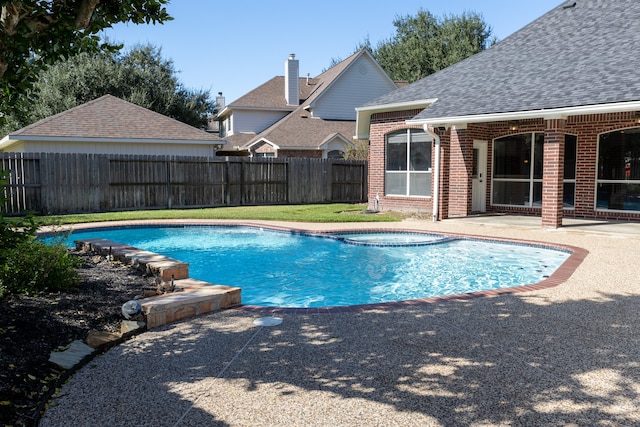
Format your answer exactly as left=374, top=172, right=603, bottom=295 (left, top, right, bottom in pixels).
left=39, top=216, right=640, bottom=426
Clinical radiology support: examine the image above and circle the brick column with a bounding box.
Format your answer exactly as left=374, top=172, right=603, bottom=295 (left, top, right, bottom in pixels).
left=542, top=118, right=566, bottom=228
left=447, top=127, right=473, bottom=217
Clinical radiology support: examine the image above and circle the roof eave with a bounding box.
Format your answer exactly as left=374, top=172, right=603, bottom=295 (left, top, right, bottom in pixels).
left=406, top=101, right=640, bottom=127
left=2, top=135, right=228, bottom=146
left=245, top=138, right=280, bottom=150
left=0, top=135, right=15, bottom=150
left=317, top=133, right=352, bottom=150
left=354, top=99, right=437, bottom=139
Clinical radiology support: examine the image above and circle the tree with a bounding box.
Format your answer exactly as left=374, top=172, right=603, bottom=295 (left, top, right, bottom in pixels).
left=354, top=9, right=494, bottom=84
left=0, top=1, right=172, bottom=118
left=3, top=44, right=213, bottom=132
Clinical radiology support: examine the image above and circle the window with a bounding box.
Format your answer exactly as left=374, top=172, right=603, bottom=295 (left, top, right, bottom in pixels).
left=492, top=133, right=577, bottom=208
left=596, top=128, right=640, bottom=211
left=327, top=150, right=344, bottom=159
left=385, top=129, right=432, bottom=197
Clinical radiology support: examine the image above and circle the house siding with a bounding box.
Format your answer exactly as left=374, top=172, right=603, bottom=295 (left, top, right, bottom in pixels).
left=313, top=56, right=397, bottom=121
left=369, top=110, right=640, bottom=222
left=10, top=140, right=217, bottom=157
left=230, top=110, right=288, bottom=135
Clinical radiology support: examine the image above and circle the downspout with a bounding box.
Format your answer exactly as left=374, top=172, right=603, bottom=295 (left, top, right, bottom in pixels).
left=424, top=125, right=440, bottom=222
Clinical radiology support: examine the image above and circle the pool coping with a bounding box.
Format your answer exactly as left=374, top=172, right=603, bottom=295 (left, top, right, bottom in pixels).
left=41, top=219, right=589, bottom=315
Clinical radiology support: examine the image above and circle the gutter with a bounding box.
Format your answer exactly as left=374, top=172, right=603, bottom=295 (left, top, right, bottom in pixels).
left=406, top=100, right=640, bottom=127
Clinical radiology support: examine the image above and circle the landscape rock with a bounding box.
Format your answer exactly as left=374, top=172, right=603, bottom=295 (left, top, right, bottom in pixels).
left=48, top=340, right=94, bottom=370
left=85, top=330, right=122, bottom=349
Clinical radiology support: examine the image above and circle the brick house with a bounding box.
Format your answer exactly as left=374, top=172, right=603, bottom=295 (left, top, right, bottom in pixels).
left=215, top=50, right=398, bottom=158
left=356, top=0, right=640, bottom=228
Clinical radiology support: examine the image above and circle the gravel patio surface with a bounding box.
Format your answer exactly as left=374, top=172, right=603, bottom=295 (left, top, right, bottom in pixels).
left=40, top=217, right=640, bottom=426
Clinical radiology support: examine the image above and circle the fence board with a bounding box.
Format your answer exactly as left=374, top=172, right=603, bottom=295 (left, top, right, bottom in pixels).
left=0, top=153, right=368, bottom=215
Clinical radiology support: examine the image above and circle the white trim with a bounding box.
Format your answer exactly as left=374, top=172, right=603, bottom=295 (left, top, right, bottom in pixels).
left=0, top=135, right=226, bottom=150
left=245, top=138, right=280, bottom=151
left=354, top=99, right=437, bottom=139
left=406, top=101, right=640, bottom=126
left=317, top=133, right=352, bottom=150
left=355, top=99, right=438, bottom=114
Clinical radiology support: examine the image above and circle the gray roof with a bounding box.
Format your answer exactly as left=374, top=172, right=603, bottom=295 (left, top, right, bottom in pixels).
left=362, top=0, right=640, bottom=121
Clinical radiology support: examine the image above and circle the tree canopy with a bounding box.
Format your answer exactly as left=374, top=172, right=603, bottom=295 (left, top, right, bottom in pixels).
left=350, top=9, right=494, bottom=83
left=1, top=44, right=213, bottom=134
left=0, top=0, right=172, bottom=117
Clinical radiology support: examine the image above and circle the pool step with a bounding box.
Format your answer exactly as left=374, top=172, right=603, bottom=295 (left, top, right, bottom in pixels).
left=75, top=238, right=241, bottom=329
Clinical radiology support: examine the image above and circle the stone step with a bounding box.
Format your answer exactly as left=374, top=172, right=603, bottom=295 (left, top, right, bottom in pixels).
left=75, top=238, right=243, bottom=329
left=75, top=238, right=188, bottom=280
left=141, top=278, right=241, bottom=329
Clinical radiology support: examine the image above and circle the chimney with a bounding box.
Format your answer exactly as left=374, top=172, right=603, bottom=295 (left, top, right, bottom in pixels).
left=285, top=53, right=299, bottom=106
left=215, top=92, right=225, bottom=111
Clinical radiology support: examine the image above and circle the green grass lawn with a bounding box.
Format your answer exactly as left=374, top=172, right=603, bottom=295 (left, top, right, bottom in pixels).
left=33, top=204, right=403, bottom=225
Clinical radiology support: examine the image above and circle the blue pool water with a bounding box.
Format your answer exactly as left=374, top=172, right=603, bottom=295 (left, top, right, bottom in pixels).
left=53, top=226, right=570, bottom=308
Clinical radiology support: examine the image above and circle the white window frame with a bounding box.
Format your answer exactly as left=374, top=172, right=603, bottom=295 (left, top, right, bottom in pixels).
left=385, top=129, right=432, bottom=198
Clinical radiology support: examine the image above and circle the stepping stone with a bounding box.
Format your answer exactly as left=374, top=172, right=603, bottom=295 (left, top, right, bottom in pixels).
left=48, top=340, right=94, bottom=370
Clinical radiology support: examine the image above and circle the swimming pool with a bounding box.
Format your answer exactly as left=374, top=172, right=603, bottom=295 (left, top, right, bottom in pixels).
left=55, top=225, right=571, bottom=308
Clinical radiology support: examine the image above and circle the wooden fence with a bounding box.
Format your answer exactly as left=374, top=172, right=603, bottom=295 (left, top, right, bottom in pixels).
left=0, top=153, right=368, bottom=215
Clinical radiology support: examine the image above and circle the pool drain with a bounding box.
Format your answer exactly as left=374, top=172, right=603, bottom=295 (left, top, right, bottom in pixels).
left=253, top=317, right=283, bottom=327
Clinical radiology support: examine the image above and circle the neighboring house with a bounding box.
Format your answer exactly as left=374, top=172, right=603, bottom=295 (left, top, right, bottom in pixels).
left=215, top=50, right=398, bottom=158
left=0, top=95, right=226, bottom=156
left=356, top=0, right=640, bottom=228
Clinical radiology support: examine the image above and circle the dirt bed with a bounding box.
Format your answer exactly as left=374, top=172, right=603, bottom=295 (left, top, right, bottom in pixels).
left=0, top=251, right=154, bottom=426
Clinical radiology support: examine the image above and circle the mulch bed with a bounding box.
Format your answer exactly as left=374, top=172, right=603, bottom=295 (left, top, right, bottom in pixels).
left=0, top=252, right=154, bottom=426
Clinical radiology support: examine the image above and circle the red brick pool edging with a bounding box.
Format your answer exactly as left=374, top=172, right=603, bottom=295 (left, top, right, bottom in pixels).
left=234, top=230, right=589, bottom=314
left=44, top=220, right=589, bottom=315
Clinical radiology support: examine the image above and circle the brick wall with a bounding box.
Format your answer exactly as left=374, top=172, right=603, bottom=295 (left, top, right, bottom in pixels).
left=369, top=110, right=432, bottom=213
left=278, top=149, right=323, bottom=158
left=368, top=111, right=640, bottom=222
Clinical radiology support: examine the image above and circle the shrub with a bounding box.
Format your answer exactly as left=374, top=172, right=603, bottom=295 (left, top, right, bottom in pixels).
left=0, top=239, right=81, bottom=297
left=0, top=169, right=81, bottom=298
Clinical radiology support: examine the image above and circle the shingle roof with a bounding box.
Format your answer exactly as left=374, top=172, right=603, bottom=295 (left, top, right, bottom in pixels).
left=248, top=113, right=356, bottom=149
left=228, top=76, right=320, bottom=110
left=362, top=0, right=640, bottom=122
left=228, top=50, right=365, bottom=115
left=7, top=95, right=222, bottom=142
left=236, top=50, right=371, bottom=150
left=224, top=132, right=257, bottom=148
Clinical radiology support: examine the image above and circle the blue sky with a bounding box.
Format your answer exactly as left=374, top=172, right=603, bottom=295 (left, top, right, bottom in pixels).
left=101, top=0, right=563, bottom=103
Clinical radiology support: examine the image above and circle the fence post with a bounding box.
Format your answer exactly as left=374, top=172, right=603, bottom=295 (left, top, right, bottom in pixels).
left=224, top=159, right=230, bottom=206
left=39, top=153, right=52, bottom=214
left=240, top=159, right=245, bottom=206
left=166, top=156, right=172, bottom=209
left=325, top=159, right=332, bottom=202
left=98, top=155, right=110, bottom=211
